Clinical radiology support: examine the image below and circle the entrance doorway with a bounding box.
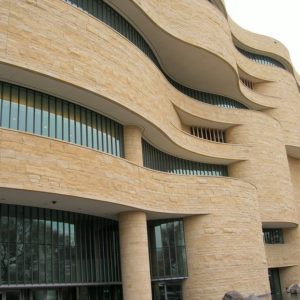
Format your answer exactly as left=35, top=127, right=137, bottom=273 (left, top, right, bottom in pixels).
left=0, top=291, right=25, bottom=300
left=269, top=268, right=282, bottom=295
left=152, top=281, right=183, bottom=300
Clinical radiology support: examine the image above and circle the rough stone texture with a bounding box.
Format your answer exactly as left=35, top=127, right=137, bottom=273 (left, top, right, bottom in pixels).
left=119, top=211, right=152, bottom=300
left=0, top=0, right=250, bottom=163
left=124, top=126, right=143, bottom=166
left=227, top=115, right=297, bottom=224
left=228, top=17, right=292, bottom=70
left=276, top=157, right=300, bottom=290
left=0, top=0, right=299, bottom=299
left=0, top=128, right=259, bottom=216
left=222, top=291, right=244, bottom=300
left=183, top=211, right=269, bottom=299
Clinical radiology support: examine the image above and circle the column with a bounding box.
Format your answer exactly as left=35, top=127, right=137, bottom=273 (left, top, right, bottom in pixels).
left=119, top=211, right=152, bottom=300
left=124, top=125, right=143, bottom=166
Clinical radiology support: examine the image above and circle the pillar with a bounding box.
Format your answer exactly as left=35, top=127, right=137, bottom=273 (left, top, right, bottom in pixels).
left=124, top=125, right=143, bottom=166
left=119, top=211, right=152, bottom=300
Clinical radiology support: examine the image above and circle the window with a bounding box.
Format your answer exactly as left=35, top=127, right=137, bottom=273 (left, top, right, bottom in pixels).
left=190, top=126, right=225, bottom=143
left=0, top=81, right=124, bottom=157
left=0, top=204, right=121, bottom=285
left=240, top=78, right=254, bottom=90
left=148, top=219, right=188, bottom=280
left=236, top=47, right=286, bottom=70
left=142, top=139, right=228, bottom=176
left=263, top=229, right=284, bottom=244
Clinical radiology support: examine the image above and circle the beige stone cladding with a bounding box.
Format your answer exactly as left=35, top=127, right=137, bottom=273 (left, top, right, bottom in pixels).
left=0, top=0, right=251, bottom=163
left=0, top=128, right=256, bottom=216
left=228, top=4, right=300, bottom=289
left=279, top=156, right=300, bottom=290
left=183, top=211, right=269, bottom=299
left=119, top=211, right=152, bottom=300
left=124, top=126, right=143, bottom=166
left=0, top=0, right=300, bottom=298
left=0, top=128, right=270, bottom=298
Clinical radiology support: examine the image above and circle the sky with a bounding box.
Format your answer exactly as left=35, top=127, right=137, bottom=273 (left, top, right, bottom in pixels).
left=225, top=0, right=300, bottom=74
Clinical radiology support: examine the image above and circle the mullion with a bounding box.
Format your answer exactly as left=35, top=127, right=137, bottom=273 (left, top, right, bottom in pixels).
left=8, top=84, right=12, bottom=128
left=108, top=221, right=114, bottom=281
left=0, top=82, right=3, bottom=125
left=63, top=212, right=66, bottom=283
left=25, top=89, right=28, bottom=132
left=68, top=213, right=72, bottom=283
left=94, top=218, right=100, bottom=282
left=15, top=207, right=18, bottom=284
left=7, top=205, right=10, bottom=284
left=82, top=216, right=88, bottom=282
left=0, top=205, right=2, bottom=285
left=88, top=217, right=94, bottom=282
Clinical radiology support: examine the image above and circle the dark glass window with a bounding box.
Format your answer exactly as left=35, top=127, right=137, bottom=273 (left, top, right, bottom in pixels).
left=148, top=219, right=188, bottom=280
left=236, top=47, right=286, bottom=70
left=190, top=126, right=226, bottom=143
left=152, top=281, right=183, bottom=300
left=142, top=139, right=228, bottom=176
left=0, top=81, right=124, bottom=158
left=263, top=229, right=284, bottom=244
left=268, top=268, right=282, bottom=295
left=0, top=203, right=121, bottom=286
left=63, top=0, right=247, bottom=109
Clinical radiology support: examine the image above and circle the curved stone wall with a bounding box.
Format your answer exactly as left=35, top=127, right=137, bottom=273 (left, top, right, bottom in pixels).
left=1, top=0, right=300, bottom=298
left=0, top=128, right=255, bottom=216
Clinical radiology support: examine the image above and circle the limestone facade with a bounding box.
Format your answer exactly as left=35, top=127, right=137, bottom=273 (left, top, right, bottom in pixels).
left=0, top=0, right=299, bottom=299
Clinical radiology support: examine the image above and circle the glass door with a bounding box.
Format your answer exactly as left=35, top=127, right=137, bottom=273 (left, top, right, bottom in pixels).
left=0, top=291, right=21, bottom=300
left=32, top=290, right=58, bottom=300
left=152, top=282, right=183, bottom=300
left=268, top=268, right=282, bottom=295
left=6, top=291, right=20, bottom=300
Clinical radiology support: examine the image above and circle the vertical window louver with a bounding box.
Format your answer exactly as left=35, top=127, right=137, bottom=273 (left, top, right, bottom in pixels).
left=236, top=47, right=286, bottom=70
left=63, top=0, right=247, bottom=109
left=0, top=204, right=121, bottom=286
left=263, top=229, right=284, bottom=244
left=240, top=78, right=254, bottom=90
left=190, top=126, right=226, bottom=143
left=0, top=81, right=124, bottom=157
left=166, top=77, right=247, bottom=109
left=142, top=139, right=228, bottom=176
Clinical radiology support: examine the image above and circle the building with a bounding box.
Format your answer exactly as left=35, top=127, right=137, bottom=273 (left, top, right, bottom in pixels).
left=0, top=0, right=300, bottom=299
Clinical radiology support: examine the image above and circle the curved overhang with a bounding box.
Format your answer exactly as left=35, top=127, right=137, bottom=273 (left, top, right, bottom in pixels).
left=286, top=144, right=300, bottom=159
left=234, top=45, right=294, bottom=85
left=228, top=18, right=295, bottom=76
left=174, top=106, right=238, bottom=130
left=262, top=221, right=298, bottom=229
left=0, top=128, right=258, bottom=218
left=0, top=187, right=196, bottom=221
left=104, top=0, right=265, bottom=108
left=0, top=62, right=248, bottom=164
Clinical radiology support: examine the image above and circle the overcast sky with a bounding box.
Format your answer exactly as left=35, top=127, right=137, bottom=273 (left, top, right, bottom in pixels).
left=225, top=0, right=300, bottom=74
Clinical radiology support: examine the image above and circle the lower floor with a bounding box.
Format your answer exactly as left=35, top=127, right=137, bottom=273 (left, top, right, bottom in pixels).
left=0, top=286, right=121, bottom=300
left=0, top=281, right=183, bottom=300
left=0, top=199, right=299, bottom=299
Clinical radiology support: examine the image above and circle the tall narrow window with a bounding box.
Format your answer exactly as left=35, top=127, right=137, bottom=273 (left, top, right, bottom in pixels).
left=0, top=81, right=124, bottom=158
